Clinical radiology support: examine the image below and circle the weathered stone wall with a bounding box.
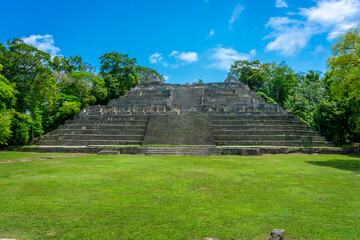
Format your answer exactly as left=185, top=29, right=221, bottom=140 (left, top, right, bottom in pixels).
left=142, top=114, right=215, bottom=145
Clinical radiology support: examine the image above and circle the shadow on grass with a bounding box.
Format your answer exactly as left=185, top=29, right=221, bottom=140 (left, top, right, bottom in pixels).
left=306, top=158, right=360, bottom=173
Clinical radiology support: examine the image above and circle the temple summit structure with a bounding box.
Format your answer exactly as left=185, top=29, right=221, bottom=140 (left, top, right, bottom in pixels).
left=28, top=73, right=333, bottom=155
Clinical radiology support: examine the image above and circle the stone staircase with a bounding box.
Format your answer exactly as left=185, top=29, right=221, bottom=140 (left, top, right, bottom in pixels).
left=36, top=115, right=149, bottom=146
left=211, top=114, right=332, bottom=147
left=144, top=146, right=219, bottom=156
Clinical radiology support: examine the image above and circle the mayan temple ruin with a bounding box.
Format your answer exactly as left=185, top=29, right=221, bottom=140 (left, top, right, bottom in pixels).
left=28, top=73, right=333, bottom=155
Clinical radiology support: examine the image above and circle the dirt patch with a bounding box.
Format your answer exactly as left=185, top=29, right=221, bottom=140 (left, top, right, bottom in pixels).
left=0, top=153, right=89, bottom=164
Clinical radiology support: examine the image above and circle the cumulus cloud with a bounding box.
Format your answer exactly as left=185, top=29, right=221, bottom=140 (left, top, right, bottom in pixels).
left=276, top=0, right=288, bottom=8
left=149, top=53, right=163, bottom=64
left=170, top=51, right=199, bottom=63
left=265, top=17, right=311, bottom=56
left=207, top=28, right=215, bottom=38
left=265, top=0, right=360, bottom=55
left=22, top=34, right=60, bottom=56
left=229, top=5, right=244, bottom=30
left=208, top=47, right=256, bottom=71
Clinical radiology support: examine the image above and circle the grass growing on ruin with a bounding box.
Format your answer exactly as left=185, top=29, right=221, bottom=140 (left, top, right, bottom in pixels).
left=0, top=153, right=359, bottom=239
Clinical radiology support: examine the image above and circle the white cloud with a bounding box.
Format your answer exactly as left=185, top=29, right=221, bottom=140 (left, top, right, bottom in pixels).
left=276, top=0, right=288, bottom=8
left=170, top=51, right=199, bottom=63
left=265, top=0, right=360, bottom=56
left=208, top=47, right=256, bottom=71
left=169, top=50, right=179, bottom=57
left=265, top=17, right=311, bottom=56
left=266, top=28, right=311, bottom=56
left=149, top=53, right=163, bottom=64
left=229, top=5, right=244, bottom=30
left=207, top=28, right=215, bottom=38
left=22, top=34, right=60, bottom=56
left=313, top=45, right=325, bottom=54
left=300, top=0, right=360, bottom=40
left=327, top=22, right=355, bottom=40
left=164, top=75, right=169, bottom=81
left=300, top=0, right=359, bottom=26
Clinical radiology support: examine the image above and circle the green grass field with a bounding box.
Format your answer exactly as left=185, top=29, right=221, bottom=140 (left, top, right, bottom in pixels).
left=0, top=152, right=359, bottom=239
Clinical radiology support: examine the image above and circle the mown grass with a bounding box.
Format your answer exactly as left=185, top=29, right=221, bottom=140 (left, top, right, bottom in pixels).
left=0, top=153, right=359, bottom=239
left=0, top=151, right=70, bottom=160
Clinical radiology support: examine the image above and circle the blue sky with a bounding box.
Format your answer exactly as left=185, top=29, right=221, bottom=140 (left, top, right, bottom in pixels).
left=2, top=0, right=360, bottom=83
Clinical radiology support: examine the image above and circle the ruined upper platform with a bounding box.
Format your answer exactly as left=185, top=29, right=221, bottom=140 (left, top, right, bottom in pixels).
left=80, top=74, right=282, bottom=116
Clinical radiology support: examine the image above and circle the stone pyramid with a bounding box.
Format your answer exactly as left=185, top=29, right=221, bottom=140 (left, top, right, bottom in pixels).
left=34, top=74, right=332, bottom=155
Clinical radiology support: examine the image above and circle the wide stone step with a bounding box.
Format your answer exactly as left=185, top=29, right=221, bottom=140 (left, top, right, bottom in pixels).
left=65, top=120, right=148, bottom=125
left=215, top=140, right=332, bottom=147
left=212, top=125, right=310, bottom=131
left=36, top=140, right=142, bottom=146
left=212, top=120, right=307, bottom=126
left=144, top=147, right=211, bottom=156
left=213, top=130, right=319, bottom=136
left=78, top=115, right=150, bottom=121
left=58, top=124, right=147, bottom=130
left=211, top=115, right=298, bottom=120
left=109, top=98, right=168, bottom=105
left=213, top=135, right=326, bottom=141
left=51, top=129, right=146, bottom=135
left=43, top=134, right=143, bottom=141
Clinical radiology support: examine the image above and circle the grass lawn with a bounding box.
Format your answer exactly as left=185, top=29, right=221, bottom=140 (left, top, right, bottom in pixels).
left=0, top=151, right=72, bottom=161
left=0, top=152, right=359, bottom=239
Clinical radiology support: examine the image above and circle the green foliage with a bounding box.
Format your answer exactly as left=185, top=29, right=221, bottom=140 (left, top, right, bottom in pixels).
left=54, top=101, right=81, bottom=127
left=229, top=60, right=267, bottom=92
left=327, top=25, right=360, bottom=142
left=50, top=55, right=95, bottom=73
left=9, top=111, right=33, bottom=145
left=284, top=71, right=327, bottom=127
left=58, top=71, right=107, bottom=108
left=0, top=64, right=16, bottom=112
left=256, top=91, right=277, bottom=104
left=313, top=101, right=347, bottom=143
left=135, top=66, right=165, bottom=83
left=100, top=52, right=139, bottom=99
left=0, top=39, right=52, bottom=113
left=267, top=61, right=298, bottom=105
left=229, top=60, right=298, bottom=106
left=31, top=107, right=44, bottom=138
left=0, top=111, right=12, bottom=145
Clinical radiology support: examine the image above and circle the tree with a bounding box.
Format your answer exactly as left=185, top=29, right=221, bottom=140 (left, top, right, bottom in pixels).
left=0, top=39, right=54, bottom=113
left=58, top=71, right=108, bottom=108
left=0, top=64, right=15, bottom=145
left=229, top=60, right=298, bottom=106
left=99, top=52, right=139, bottom=99
left=268, top=61, right=298, bottom=106
left=327, top=25, right=360, bottom=142
left=285, top=71, right=327, bottom=129
left=50, top=55, right=95, bottom=74
left=135, top=66, right=165, bottom=83
left=229, top=60, right=268, bottom=92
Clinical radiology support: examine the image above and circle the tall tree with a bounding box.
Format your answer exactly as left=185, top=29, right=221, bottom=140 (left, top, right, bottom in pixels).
left=327, top=25, right=360, bottom=142
left=50, top=55, right=95, bottom=74
left=99, top=52, right=139, bottom=99
left=229, top=60, right=269, bottom=92
left=135, top=66, right=165, bottom=83
left=285, top=71, right=327, bottom=130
